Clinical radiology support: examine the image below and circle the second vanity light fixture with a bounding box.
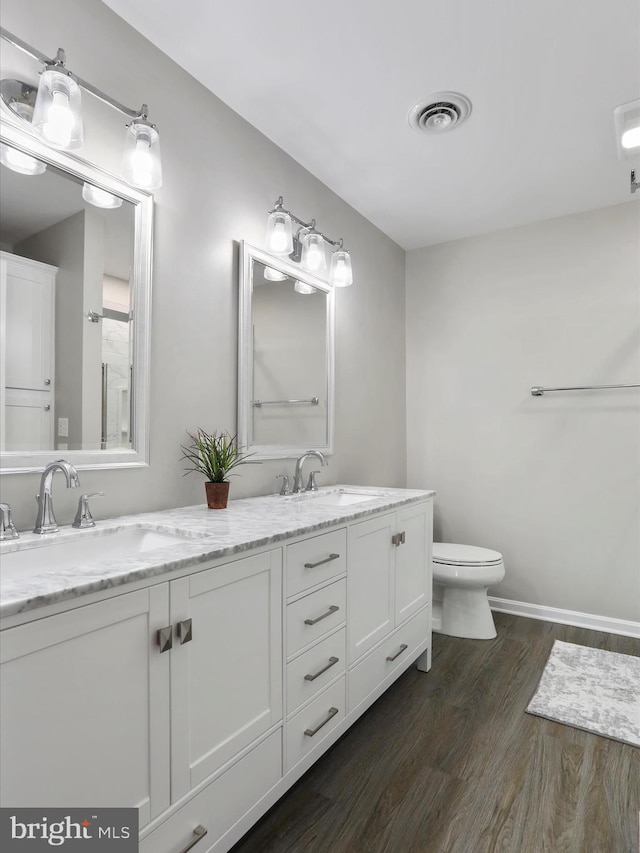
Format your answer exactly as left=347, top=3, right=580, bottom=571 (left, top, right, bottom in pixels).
left=0, top=27, right=162, bottom=190
left=265, top=196, right=354, bottom=288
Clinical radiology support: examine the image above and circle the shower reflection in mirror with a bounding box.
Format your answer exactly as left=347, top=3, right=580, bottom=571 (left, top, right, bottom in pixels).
left=0, top=143, right=135, bottom=454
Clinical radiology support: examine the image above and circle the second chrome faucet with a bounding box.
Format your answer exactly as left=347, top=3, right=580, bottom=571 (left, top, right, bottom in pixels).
left=34, top=459, right=81, bottom=534
left=291, top=450, right=328, bottom=494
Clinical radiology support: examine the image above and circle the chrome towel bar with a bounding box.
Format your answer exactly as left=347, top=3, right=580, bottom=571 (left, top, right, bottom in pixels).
left=531, top=383, right=640, bottom=396
left=253, top=396, right=319, bottom=407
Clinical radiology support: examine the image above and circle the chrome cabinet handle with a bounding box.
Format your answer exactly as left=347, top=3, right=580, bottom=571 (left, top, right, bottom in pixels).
left=156, top=626, right=173, bottom=653
left=391, top=532, right=406, bottom=547
left=304, top=656, right=339, bottom=682
left=304, top=605, right=339, bottom=626
left=386, top=643, right=409, bottom=662
left=304, top=553, right=340, bottom=569
left=178, top=824, right=208, bottom=853
left=177, top=618, right=193, bottom=645
left=44, top=404, right=51, bottom=411
left=304, top=707, right=339, bottom=737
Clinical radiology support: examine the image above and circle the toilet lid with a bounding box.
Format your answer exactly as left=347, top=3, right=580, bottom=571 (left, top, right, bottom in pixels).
left=433, top=542, right=503, bottom=566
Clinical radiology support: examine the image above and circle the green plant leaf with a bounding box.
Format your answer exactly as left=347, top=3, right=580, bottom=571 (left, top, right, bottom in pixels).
left=180, top=429, right=254, bottom=482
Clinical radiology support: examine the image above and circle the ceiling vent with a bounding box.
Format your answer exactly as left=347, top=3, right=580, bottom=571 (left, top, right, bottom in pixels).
left=408, top=92, right=472, bottom=134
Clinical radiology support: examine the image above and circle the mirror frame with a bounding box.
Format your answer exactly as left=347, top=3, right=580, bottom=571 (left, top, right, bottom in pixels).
left=0, top=119, right=153, bottom=473
left=238, top=241, right=335, bottom=460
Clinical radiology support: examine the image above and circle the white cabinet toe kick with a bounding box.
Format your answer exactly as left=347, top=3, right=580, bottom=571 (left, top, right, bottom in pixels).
left=0, top=495, right=433, bottom=853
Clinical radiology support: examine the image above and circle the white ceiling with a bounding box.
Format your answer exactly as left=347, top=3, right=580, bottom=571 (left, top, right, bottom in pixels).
left=102, top=0, right=639, bottom=249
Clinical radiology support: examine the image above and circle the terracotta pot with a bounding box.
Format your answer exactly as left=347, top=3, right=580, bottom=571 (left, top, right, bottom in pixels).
left=204, top=481, right=230, bottom=509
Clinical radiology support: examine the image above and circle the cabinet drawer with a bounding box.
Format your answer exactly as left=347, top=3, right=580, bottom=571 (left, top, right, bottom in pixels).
left=286, top=629, right=346, bottom=716
left=286, top=580, right=346, bottom=657
left=348, top=607, right=430, bottom=713
left=140, top=729, right=281, bottom=853
left=285, top=678, right=345, bottom=772
left=286, top=529, right=347, bottom=597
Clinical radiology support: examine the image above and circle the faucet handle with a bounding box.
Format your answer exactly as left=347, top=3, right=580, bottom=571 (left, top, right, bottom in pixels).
left=72, top=492, right=105, bottom=529
left=306, top=470, right=322, bottom=492
left=0, top=503, right=19, bottom=540
left=276, top=474, right=291, bottom=496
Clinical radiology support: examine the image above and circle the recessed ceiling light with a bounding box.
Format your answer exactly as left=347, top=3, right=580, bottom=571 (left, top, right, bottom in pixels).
left=408, top=92, right=472, bottom=134
left=613, top=99, right=640, bottom=159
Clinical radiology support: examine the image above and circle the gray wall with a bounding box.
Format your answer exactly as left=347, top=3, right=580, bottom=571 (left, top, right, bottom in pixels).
left=406, top=202, right=640, bottom=623
left=0, top=0, right=407, bottom=527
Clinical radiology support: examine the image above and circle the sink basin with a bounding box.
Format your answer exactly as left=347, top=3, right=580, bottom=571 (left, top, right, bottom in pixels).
left=293, top=489, right=388, bottom=507
left=0, top=525, right=197, bottom=582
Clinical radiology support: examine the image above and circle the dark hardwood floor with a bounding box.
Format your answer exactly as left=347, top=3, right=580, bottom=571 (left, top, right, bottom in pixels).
left=231, top=614, right=640, bottom=853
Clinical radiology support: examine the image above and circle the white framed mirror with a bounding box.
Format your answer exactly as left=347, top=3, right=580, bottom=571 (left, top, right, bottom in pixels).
left=0, top=119, right=153, bottom=473
left=238, top=242, right=335, bottom=460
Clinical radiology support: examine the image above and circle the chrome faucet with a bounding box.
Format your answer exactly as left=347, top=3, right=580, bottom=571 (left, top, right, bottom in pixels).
left=0, top=503, right=19, bottom=540
left=292, top=450, right=328, bottom=494
left=34, top=460, right=81, bottom=534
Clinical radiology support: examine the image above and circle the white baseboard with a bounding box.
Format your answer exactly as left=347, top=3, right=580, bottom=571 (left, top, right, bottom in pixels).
left=489, top=596, right=640, bottom=639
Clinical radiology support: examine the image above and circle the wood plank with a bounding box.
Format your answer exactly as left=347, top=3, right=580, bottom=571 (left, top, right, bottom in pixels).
left=232, top=614, right=640, bottom=852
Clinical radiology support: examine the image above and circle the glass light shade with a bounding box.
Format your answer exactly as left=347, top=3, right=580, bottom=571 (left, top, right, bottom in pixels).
left=82, top=182, right=123, bottom=209
left=294, top=280, right=316, bottom=295
left=265, top=210, right=294, bottom=255
left=32, top=69, right=83, bottom=150
left=263, top=266, right=288, bottom=281
left=621, top=126, right=640, bottom=150
left=122, top=121, right=163, bottom=190
left=301, top=231, right=326, bottom=273
left=329, top=249, right=353, bottom=287
left=0, top=143, right=46, bottom=175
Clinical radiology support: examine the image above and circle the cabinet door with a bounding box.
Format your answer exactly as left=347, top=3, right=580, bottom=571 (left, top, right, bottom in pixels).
left=2, top=256, right=55, bottom=391
left=395, top=501, right=432, bottom=625
left=3, top=389, right=54, bottom=451
left=0, top=587, right=170, bottom=827
left=170, top=549, right=283, bottom=800
left=347, top=512, right=395, bottom=663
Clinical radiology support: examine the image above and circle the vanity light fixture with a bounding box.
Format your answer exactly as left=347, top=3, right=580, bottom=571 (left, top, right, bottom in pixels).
left=613, top=98, right=640, bottom=161
left=265, top=196, right=354, bottom=287
left=82, top=182, right=123, bottom=209
left=0, top=27, right=163, bottom=189
left=263, top=265, right=288, bottom=281
left=0, top=141, right=46, bottom=175
left=294, top=280, right=316, bottom=295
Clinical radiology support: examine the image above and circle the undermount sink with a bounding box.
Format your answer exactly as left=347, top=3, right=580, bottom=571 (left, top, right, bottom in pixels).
left=292, top=488, right=388, bottom=507
left=0, top=525, right=198, bottom=582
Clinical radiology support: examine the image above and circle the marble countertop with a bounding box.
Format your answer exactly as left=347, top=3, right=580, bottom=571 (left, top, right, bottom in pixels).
left=0, top=485, right=434, bottom=622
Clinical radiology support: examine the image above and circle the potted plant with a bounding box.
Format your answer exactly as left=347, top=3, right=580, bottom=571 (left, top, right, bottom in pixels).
left=181, top=429, right=253, bottom=509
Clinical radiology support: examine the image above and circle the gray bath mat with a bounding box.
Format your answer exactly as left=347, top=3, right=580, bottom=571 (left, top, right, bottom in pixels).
left=526, top=640, right=640, bottom=747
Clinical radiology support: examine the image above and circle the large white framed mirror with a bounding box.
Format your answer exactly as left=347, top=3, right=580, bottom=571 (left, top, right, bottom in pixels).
left=0, top=119, right=153, bottom=473
left=238, top=242, right=335, bottom=460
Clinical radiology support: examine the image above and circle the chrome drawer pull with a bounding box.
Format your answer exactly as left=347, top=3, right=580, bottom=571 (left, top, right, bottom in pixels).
left=304, top=605, right=339, bottom=626
left=178, top=824, right=208, bottom=853
left=304, top=553, right=340, bottom=569
left=304, top=706, right=339, bottom=737
left=156, top=626, right=173, bottom=653
left=304, top=656, right=339, bottom=682
left=386, top=643, right=408, bottom=662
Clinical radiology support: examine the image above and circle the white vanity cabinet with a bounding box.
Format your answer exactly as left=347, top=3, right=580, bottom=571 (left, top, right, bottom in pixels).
left=168, top=550, right=283, bottom=800
left=0, top=549, right=283, bottom=846
left=0, top=492, right=433, bottom=853
left=0, top=586, right=171, bottom=826
left=347, top=502, right=433, bottom=712
left=283, top=528, right=348, bottom=773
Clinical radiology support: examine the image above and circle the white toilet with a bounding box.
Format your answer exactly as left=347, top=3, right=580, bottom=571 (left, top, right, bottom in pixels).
left=432, top=543, right=505, bottom=639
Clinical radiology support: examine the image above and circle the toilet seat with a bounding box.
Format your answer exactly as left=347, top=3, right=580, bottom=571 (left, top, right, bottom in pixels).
left=433, top=543, right=502, bottom=567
